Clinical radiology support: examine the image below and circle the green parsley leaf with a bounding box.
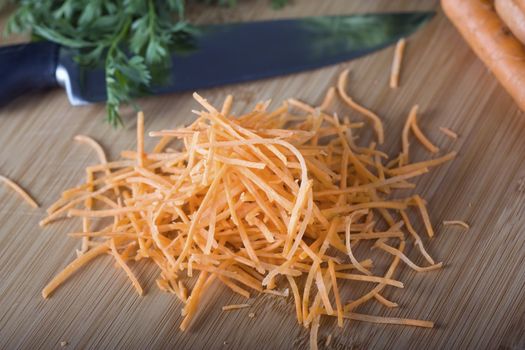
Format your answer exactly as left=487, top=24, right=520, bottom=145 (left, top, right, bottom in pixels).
left=4, top=0, right=288, bottom=127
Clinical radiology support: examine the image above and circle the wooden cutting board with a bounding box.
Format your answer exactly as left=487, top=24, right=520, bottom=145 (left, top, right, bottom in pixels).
left=2, top=1, right=525, bottom=349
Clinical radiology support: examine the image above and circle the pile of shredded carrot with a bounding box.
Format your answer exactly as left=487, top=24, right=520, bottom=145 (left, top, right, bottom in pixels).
left=40, top=70, right=457, bottom=349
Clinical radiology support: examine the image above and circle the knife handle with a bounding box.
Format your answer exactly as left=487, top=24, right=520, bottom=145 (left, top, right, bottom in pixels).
left=0, top=42, right=60, bottom=107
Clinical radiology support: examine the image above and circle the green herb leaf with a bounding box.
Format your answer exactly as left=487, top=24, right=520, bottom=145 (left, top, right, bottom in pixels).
left=4, top=0, right=288, bottom=127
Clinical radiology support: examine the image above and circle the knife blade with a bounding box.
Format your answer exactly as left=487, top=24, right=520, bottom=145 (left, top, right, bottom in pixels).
left=0, top=12, right=434, bottom=107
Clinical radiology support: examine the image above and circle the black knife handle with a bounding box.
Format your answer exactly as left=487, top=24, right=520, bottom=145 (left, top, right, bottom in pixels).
left=0, top=42, right=60, bottom=107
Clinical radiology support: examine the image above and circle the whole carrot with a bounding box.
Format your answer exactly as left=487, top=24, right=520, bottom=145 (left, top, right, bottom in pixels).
left=495, top=0, right=525, bottom=44
left=442, top=0, right=525, bottom=111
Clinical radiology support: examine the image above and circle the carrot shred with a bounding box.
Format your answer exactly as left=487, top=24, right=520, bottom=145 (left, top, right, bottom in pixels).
left=337, top=69, right=384, bottom=144
left=42, top=243, right=109, bottom=298
left=137, top=111, right=145, bottom=167
left=340, top=312, right=433, bottom=328
left=375, top=240, right=443, bottom=272
left=222, top=303, right=250, bottom=311
left=319, top=87, right=335, bottom=112
left=221, top=94, right=234, bottom=116
left=328, top=260, right=344, bottom=327
left=287, top=275, right=303, bottom=324
left=180, top=271, right=211, bottom=331
left=345, top=211, right=373, bottom=276
left=310, top=314, right=321, bottom=350
left=401, top=105, right=417, bottom=165
left=79, top=169, right=94, bottom=256
left=345, top=241, right=406, bottom=313
left=411, top=112, right=439, bottom=154
left=74, top=135, right=109, bottom=168
left=390, top=38, right=406, bottom=88
left=218, top=275, right=250, bottom=298
left=388, top=152, right=457, bottom=176
left=400, top=210, right=436, bottom=265
left=303, top=262, right=319, bottom=323
left=374, top=293, right=398, bottom=308
left=443, top=220, right=470, bottom=229
left=412, top=195, right=435, bottom=238
left=315, top=269, right=334, bottom=315
left=439, top=127, right=458, bottom=139
left=110, top=239, right=143, bottom=295
left=325, top=334, right=332, bottom=347
left=335, top=273, right=404, bottom=288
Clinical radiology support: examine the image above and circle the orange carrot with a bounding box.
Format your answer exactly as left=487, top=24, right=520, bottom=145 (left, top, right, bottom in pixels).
left=495, top=0, right=525, bottom=44
left=442, top=0, right=525, bottom=111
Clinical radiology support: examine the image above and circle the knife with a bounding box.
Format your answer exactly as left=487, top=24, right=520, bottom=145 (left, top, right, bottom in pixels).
left=0, top=12, right=433, bottom=107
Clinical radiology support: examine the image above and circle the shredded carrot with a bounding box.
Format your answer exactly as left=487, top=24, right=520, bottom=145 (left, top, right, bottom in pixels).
left=412, top=195, right=435, bottom=237
left=68, top=207, right=142, bottom=217
left=337, top=69, right=384, bottom=144
left=411, top=112, right=439, bottom=153
left=325, top=334, right=332, bottom=347
left=303, top=262, right=319, bottom=323
left=315, top=269, right=334, bottom=315
left=222, top=303, right=250, bottom=311
left=80, top=169, right=94, bottom=256
left=180, top=271, right=211, bottom=331
left=345, top=211, right=372, bottom=276
left=74, top=135, right=108, bottom=165
left=374, top=293, right=398, bottom=308
left=287, top=275, right=303, bottom=324
left=443, top=220, right=470, bottom=229
left=310, top=314, right=321, bottom=350
left=137, top=111, right=145, bottom=167
left=109, top=239, right=143, bottom=295
left=263, top=288, right=289, bottom=297
left=0, top=174, right=39, bottom=208
left=375, top=240, right=443, bottom=272
left=319, top=87, right=335, bottom=111
left=42, top=243, right=109, bottom=298
left=221, top=94, right=234, bottom=116
left=339, top=312, right=434, bottom=328
left=401, top=105, right=417, bottom=165
left=400, top=210, right=436, bottom=265
left=328, top=260, right=344, bottom=327
left=40, top=72, right=457, bottom=349
left=439, top=127, right=458, bottom=139
left=390, top=38, right=406, bottom=88
left=335, top=273, right=404, bottom=288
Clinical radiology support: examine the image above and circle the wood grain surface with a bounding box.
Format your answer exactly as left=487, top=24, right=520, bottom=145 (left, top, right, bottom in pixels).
left=2, top=1, right=525, bottom=349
